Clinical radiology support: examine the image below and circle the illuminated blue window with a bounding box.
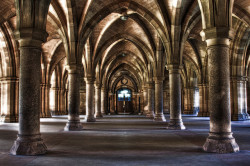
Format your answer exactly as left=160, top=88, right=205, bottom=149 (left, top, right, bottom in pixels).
left=117, top=88, right=131, bottom=101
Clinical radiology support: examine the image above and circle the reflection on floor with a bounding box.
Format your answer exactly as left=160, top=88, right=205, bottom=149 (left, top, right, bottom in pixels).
left=0, top=115, right=250, bottom=166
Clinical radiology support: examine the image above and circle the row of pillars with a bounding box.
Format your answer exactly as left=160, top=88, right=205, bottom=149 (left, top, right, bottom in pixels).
left=185, top=79, right=249, bottom=121
left=143, top=71, right=185, bottom=130
left=9, top=15, right=240, bottom=155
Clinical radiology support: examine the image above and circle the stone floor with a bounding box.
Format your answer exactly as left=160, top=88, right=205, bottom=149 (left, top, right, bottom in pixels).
left=0, top=115, right=250, bottom=166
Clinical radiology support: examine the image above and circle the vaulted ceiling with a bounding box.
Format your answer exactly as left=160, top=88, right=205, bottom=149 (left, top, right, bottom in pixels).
left=0, top=0, right=249, bottom=90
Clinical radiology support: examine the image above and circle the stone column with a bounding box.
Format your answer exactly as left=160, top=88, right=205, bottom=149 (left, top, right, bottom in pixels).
left=230, top=76, right=249, bottom=121
left=202, top=30, right=239, bottom=153
left=64, top=66, right=83, bottom=131
left=184, top=87, right=198, bottom=115
left=198, top=84, right=209, bottom=117
left=146, top=82, right=155, bottom=118
left=101, top=88, right=106, bottom=115
left=59, top=88, right=66, bottom=115
left=142, top=86, right=148, bottom=115
left=95, top=83, right=102, bottom=118
left=85, top=77, right=96, bottom=122
left=50, top=87, right=59, bottom=115
left=167, top=65, right=185, bottom=130
left=0, top=77, right=19, bottom=122
left=40, top=83, right=51, bottom=117
left=183, top=87, right=191, bottom=114
left=10, top=30, right=48, bottom=155
left=153, top=77, right=166, bottom=121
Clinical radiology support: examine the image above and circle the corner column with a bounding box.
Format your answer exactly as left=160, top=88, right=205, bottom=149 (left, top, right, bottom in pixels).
left=167, top=65, right=185, bottom=130
left=202, top=29, right=239, bottom=153
left=153, top=77, right=166, bottom=121
left=64, top=65, right=83, bottom=131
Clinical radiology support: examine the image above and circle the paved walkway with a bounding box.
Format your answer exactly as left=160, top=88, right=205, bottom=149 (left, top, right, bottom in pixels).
left=0, top=115, right=250, bottom=166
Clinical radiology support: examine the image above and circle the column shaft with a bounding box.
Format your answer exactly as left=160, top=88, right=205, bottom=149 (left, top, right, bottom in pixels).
left=230, top=77, right=249, bottom=121
left=10, top=46, right=47, bottom=155
left=154, top=78, right=166, bottom=121
left=95, top=85, right=102, bottom=118
left=147, top=83, right=155, bottom=118
left=0, top=78, right=19, bottom=122
left=198, top=84, right=209, bottom=117
left=143, top=86, right=148, bottom=115
left=203, top=38, right=239, bottom=153
left=167, top=66, right=185, bottom=130
left=64, top=68, right=82, bottom=131
left=41, top=84, right=51, bottom=117
left=101, top=88, right=106, bottom=114
left=85, top=78, right=96, bottom=122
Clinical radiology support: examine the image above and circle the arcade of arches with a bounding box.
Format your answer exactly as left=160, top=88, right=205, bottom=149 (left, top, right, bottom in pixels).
left=0, top=0, right=250, bottom=161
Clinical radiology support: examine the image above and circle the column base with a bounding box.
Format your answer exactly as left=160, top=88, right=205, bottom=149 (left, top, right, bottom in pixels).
left=232, top=113, right=249, bottom=121
left=167, top=119, right=186, bottom=130
left=10, top=134, right=47, bottom=155
left=203, top=132, right=239, bottom=153
left=153, top=114, right=166, bottom=122
left=183, top=110, right=194, bottom=115
left=0, top=115, right=17, bottom=123
left=146, top=113, right=154, bottom=119
left=42, top=114, right=52, bottom=118
left=95, top=113, right=103, bottom=118
left=197, top=112, right=210, bottom=117
left=85, top=116, right=96, bottom=122
left=64, top=120, right=83, bottom=131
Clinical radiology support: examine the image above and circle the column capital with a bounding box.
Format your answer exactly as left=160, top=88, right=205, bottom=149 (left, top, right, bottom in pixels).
left=230, top=76, right=248, bottom=82
left=0, top=77, right=19, bottom=83
left=66, top=65, right=81, bottom=74
left=153, top=77, right=165, bottom=82
left=201, top=27, right=234, bottom=41
left=84, top=77, right=95, bottom=84
left=142, top=85, right=147, bottom=91
left=15, top=28, right=48, bottom=48
left=95, top=82, right=102, bottom=89
left=40, top=83, right=51, bottom=88
left=146, top=82, right=154, bottom=89
left=201, top=28, right=234, bottom=47
left=166, top=64, right=183, bottom=73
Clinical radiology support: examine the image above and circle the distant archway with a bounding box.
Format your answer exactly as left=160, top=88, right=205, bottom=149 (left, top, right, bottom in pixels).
left=116, top=88, right=133, bottom=114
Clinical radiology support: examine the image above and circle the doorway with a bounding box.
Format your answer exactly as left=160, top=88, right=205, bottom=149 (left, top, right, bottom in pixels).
left=117, top=88, right=133, bottom=114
